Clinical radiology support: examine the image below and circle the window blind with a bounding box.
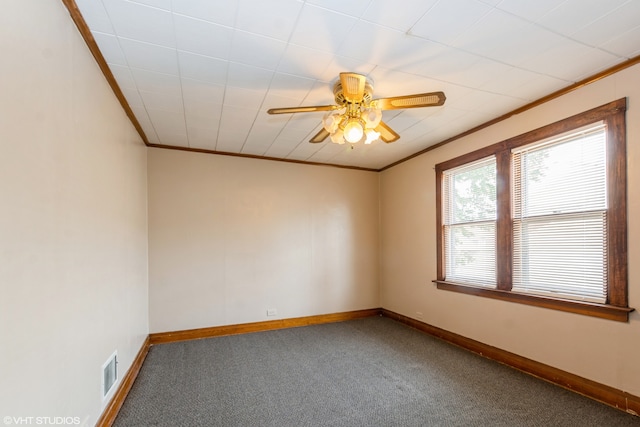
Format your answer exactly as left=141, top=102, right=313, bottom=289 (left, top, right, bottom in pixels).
left=443, top=157, right=497, bottom=287
left=512, top=123, right=607, bottom=303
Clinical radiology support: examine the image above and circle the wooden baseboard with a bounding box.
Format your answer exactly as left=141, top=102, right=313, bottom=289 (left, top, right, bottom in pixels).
left=149, top=308, right=382, bottom=345
left=381, top=309, right=639, bottom=417
left=96, top=336, right=151, bottom=427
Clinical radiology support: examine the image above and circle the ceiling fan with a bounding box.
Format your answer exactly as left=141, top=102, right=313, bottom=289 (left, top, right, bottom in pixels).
left=267, top=72, right=446, bottom=145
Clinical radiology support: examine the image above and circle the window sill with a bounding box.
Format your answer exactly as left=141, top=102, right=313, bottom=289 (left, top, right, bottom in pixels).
left=433, top=280, right=634, bottom=322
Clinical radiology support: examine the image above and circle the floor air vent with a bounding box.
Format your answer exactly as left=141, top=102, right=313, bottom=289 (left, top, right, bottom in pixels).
left=102, top=351, right=118, bottom=399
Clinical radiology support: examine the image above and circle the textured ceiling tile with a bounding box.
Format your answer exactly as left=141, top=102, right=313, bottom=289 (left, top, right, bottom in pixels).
left=536, top=0, right=629, bottom=37
left=171, top=0, right=238, bottom=26
left=479, top=66, right=548, bottom=96
left=76, top=0, right=114, bottom=34
left=226, top=62, right=274, bottom=90
left=289, top=4, right=357, bottom=52
left=362, top=0, right=438, bottom=30
left=186, top=132, right=220, bottom=151
left=216, top=127, right=251, bottom=152
left=319, top=57, right=376, bottom=82
left=262, top=92, right=308, bottom=113
left=174, top=14, right=234, bottom=59
left=298, top=80, right=336, bottom=105
left=368, top=68, right=445, bottom=98
left=520, top=41, right=621, bottom=81
left=146, top=108, right=187, bottom=137
left=229, top=31, right=287, bottom=69
left=178, top=51, right=228, bottom=85
left=269, top=73, right=317, bottom=97
left=495, top=0, right=562, bottom=22
left=410, top=0, right=492, bottom=45
left=181, top=78, right=225, bottom=107
left=278, top=123, right=317, bottom=141
left=219, top=105, right=259, bottom=129
left=130, top=68, right=182, bottom=95
left=453, top=10, right=565, bottom=66
left=186, top=124, right=218, bottom=147
left=308, top=0, right=371, bottom=17
left=263, top=140, right=301, bottom=158
left=306, top=142, right=347, bottom=161
left=286, top=141, right=325, bottom=160
left=454, top=89, right=524, bottom=115
left=235, top=0, right=304, bottom=41
left=139, top=90, right=184, bottom=113
left=128, top=0, right=171, bottom=10
left=287, top=113, right=326, bottom=129
left=243, top=125, right=282, bottom=151
left=509, top=74, right=568, bottom=101
left=599, top=25, right=640, bottom=57
left=571, top=2, right=640, bottom=48
left=338, top=21, right=435, bottom=73
left=118, top=37, right=179, bottom=75
left=102, top=0, right=175, bottom=47
left=223, top=86, right=268, bottom=110
left=277, top=45, right=334, bottom=79
left=407, top=45, right=482, bottom=84
left=184, top=107, right=222, bottom=132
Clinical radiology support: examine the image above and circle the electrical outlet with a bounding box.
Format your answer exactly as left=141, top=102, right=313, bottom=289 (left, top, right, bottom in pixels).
left=267, top=308, right=277, bottom=317
left=416, top=311, right=424, bottom=321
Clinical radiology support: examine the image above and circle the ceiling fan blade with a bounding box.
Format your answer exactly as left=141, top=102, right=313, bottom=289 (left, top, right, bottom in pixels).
left=309, top=128, right=330, bottom=143
left=267, top=105, right=337, bottom=114
left=375, top=121, right=400, bottom=143
left=339, top=72, right=366, bottom=103
left=374, top=91, right=446, bottom=110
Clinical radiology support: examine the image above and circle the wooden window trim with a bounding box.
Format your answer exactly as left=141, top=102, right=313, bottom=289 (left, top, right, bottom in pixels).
left=434, top=98, right=634, bottom=322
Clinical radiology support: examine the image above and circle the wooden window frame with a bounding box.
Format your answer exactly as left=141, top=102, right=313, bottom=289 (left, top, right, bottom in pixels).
left=434, top=98, right=634, bottom=322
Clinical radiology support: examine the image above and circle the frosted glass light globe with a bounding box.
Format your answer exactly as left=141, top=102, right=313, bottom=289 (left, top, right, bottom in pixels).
left=343, top=119, right=364, bottom=143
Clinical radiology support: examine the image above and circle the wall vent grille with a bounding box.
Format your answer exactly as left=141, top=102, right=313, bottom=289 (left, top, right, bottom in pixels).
left=102, top=351, right=118, bottom=399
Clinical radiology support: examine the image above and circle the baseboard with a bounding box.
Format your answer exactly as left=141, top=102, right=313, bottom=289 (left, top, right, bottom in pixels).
left=97, top=308, right=639, bottom=423
left=96, top=336, right=151, bottom=427
left=149, top=308, right=382, bottom=345
left=381, top=309, right=639, bottom=417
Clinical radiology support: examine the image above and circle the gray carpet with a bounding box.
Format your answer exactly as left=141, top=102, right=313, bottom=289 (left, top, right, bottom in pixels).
left=114, top=316, right=639, bottom=426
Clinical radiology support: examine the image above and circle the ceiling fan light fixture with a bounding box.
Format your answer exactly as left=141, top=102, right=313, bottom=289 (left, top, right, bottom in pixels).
left=267, top=72, right=446, bottom=145
left=343, top=118, right=364, bottom=143
left=322, top=111, right=341, bottom=133
left=330, top=128, right=345, bottom=144
left=364, top=129, right=380, bottom=144
left=362, top=107, right=382, bottom=129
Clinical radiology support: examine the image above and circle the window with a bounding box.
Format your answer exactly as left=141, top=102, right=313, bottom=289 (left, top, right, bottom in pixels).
left=442, top=157, right=497, bottom=288
left=512, top=124, right=607, bottom=303
left=434, top=99, right=632, bottom=322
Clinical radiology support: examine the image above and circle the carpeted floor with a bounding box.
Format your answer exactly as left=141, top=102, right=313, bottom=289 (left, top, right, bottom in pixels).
left=114, top=316, right=639, bottom=426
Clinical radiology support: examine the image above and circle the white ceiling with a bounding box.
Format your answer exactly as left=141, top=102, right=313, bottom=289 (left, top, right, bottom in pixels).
left=74, top=0, right=640, bottom=170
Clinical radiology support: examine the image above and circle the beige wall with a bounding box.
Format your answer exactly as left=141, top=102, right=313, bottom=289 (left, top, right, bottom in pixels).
left=380, top=63, right=640, bottom=396
left=148, top=148, right=380, bottom=333
left=0, top=1, right=148, bottom=424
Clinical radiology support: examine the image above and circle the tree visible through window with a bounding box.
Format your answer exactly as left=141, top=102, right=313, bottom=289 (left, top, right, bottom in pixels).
left=434, top=99, right=633, bottom=322
left=443, top=158, right=496, bottom=287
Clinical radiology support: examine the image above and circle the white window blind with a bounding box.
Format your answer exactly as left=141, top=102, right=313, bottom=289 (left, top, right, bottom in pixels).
left=512, top=123, right=607, bottom=303
left=443, top=157, right=497, bottom=287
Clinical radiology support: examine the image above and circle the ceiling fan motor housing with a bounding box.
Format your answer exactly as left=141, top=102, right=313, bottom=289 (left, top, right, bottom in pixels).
left=333, top=80, right=373, bottom=107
